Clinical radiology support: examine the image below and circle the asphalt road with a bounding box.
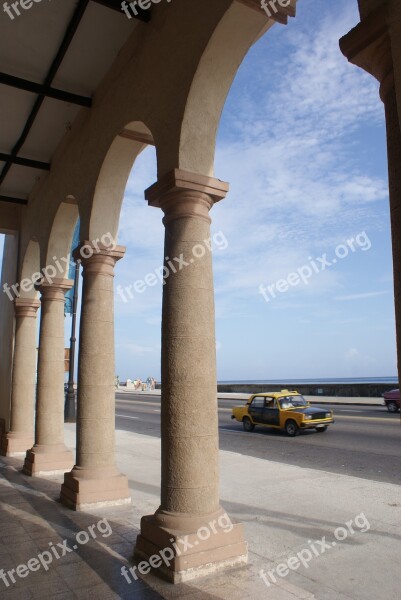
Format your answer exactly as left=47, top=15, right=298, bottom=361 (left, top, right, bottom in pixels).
left=115, top=393, right=401, bottom=485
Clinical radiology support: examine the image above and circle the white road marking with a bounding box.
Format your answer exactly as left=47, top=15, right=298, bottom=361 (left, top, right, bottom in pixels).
left=115, top=414, right=139, bottom=420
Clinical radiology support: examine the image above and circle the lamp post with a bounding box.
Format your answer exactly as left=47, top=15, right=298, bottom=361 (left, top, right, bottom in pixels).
left=64, top=259, right=80, bottom=423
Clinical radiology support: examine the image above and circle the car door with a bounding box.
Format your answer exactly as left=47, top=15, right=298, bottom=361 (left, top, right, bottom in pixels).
left=262, top=397, right=280, bottom=426
left=248, top=396, right=266, bottom=424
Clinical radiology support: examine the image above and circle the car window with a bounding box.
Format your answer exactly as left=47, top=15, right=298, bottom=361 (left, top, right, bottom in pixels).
left=265, top=398, right=276, bottom=409
left=251, top=397, right=265, bottom=409
left=278, top=395, right=308, bottom=409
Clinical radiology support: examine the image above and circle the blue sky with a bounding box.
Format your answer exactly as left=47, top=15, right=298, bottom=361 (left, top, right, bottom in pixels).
left=0, top=0, right=397, bottom=381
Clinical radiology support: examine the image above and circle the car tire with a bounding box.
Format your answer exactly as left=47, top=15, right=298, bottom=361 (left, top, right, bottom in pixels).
left=243, top=417, right=255, bottom=432
left=315, top=426, right=328, bottom=433
left=387, top=401, right=399, bottom=413
left=285, top=420, right=298, bottom=437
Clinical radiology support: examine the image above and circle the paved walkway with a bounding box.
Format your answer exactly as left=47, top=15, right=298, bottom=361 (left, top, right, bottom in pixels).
left=0, top=425, right=400, bottom=599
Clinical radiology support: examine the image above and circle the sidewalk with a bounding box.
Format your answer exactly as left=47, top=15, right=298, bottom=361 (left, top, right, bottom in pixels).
left=1, top=426, right=399, bottom=599
left=117, top=387, right=385, bottom=406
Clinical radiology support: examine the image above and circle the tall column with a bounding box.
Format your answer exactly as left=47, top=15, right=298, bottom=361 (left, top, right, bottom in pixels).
left=383, top=78, right=401, bottom=400
left=340, top=5, right=401, bottom=405
left=23, top=279, right=74, bottom=476
left=135, top=170, right=247, bottom=583
left=1, top=298, right=40, bottom=456
left=60, top=244, right=130, bottom=510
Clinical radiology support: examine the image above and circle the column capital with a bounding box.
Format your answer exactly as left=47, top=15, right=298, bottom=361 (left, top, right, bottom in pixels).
left=14, top=297, right=40, bottom=318
left=35, top=278, right=74, bottom=302
left=73, top=243, right=125, bottom=277
left=340, top=6, right=394, bottom=102
left=145, top=169, right=229, bottom=224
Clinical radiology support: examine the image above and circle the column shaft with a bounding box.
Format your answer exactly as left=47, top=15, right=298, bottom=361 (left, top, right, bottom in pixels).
left=1, top=299, right=39, bottom=456
left=23, top=279, right=74, bottom=475
left=160, top=196, right=219, bottom=516
left=134, top=170, right=247, bottom=583
left=340, top=7, right=401, bottom=412
left=60, top=244, right=130, bottom=510
left=384, top=87, right=401, bottom=392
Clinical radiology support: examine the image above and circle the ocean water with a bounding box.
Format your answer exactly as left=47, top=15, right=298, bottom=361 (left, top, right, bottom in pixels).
left=218, top=377, right=398, bottom=385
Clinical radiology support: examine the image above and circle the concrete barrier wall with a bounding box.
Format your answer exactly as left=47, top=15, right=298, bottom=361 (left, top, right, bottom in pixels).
left=216, top=383, right=397, bottom=398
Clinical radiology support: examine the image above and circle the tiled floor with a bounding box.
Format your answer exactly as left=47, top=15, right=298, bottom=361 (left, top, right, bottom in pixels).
left=0, top=458, right=260, bottom=600
left=0, top=458, right=162, bottom=599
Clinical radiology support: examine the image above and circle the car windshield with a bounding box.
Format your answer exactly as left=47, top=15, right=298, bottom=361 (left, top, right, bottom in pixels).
left=278, top=396, right=308, bottom=409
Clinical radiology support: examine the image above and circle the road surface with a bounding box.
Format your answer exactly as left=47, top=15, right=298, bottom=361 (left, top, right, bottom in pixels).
left=115, top=393, right=401, bottom=485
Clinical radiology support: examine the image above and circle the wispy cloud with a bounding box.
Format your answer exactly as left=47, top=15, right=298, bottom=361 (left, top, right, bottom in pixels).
left=335, top=291, right=390, bottom=301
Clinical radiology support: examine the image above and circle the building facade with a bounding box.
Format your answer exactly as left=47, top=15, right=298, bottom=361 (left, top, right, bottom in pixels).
left=0, top=0, right=399, bottom=583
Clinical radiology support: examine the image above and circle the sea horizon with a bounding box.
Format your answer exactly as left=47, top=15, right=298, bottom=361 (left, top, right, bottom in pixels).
left=217, top=377, right=398, bottom=385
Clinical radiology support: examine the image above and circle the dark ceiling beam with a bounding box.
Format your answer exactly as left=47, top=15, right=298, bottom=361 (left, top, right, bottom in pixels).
left=0, top=0, right=151, bottom=190
left=0, top=195, right=28, bottom=206
left=92, top=0, right=151, bottom=21
left=0, top=0, right=91, bottom=186
left=0, top=73, right=92, bottom=107
left=0, top=153, right=50, bottom=171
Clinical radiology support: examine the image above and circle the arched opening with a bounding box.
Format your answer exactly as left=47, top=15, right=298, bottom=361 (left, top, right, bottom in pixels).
left=84, top=120, right=160, bottom=383
left=113, top=144, right=160, bottom=384
left=86, top=122, right=155, bottom=243
left=45, top=200, right=80, bottom=278
left=210, top=0, right=392, bottom=383
left=18, top=239, right=41, bottom=300
left=176, top=1, right=275, bottom=177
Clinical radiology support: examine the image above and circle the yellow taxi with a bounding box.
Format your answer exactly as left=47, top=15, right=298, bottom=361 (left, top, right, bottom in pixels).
left=231, top=390, right=334, bottom=436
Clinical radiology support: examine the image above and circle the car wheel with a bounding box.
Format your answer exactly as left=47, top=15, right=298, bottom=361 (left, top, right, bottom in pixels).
left=387, top=401, right=399, bottom=413
left=243, top=417, right=255, bottom=432
left=285, top=420, right=298, bottom=437
left=315, top=426, right=328, bottom=433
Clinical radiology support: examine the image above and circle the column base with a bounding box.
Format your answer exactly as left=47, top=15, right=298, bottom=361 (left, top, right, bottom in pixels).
left=23, top=445, right=74, bottom=477
left=1, top=431, right=34, bottom=456
left=60, top=467, right=131, bottom=511
left=134, top=508, right=248, bottom=584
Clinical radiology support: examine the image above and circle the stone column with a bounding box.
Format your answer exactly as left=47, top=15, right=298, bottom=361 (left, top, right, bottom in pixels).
left=60, top=243, right=130, bottom=510
left=23, top=279, right=74, bottom=476
left=340, top=6, right=401, bottom=402
left=1, top=298, right=40, bottom=456
left=383, top=78, right=401, bottom=399
left=134, top=169, right=247, bottom=583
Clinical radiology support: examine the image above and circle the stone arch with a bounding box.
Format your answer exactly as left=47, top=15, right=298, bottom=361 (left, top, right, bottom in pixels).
left=44, top=200, right=80, bottom=279
left=85, top=122, right=155, bottom=242
left=176, top=2, right=275, bottom=177
left=18, top=239, right=40, bottom=299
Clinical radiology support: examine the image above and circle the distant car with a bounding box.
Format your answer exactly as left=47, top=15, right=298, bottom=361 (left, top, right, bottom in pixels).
left=231, top=390, right=334, bottom=437
left=383, top=389, right=400, bottom=413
